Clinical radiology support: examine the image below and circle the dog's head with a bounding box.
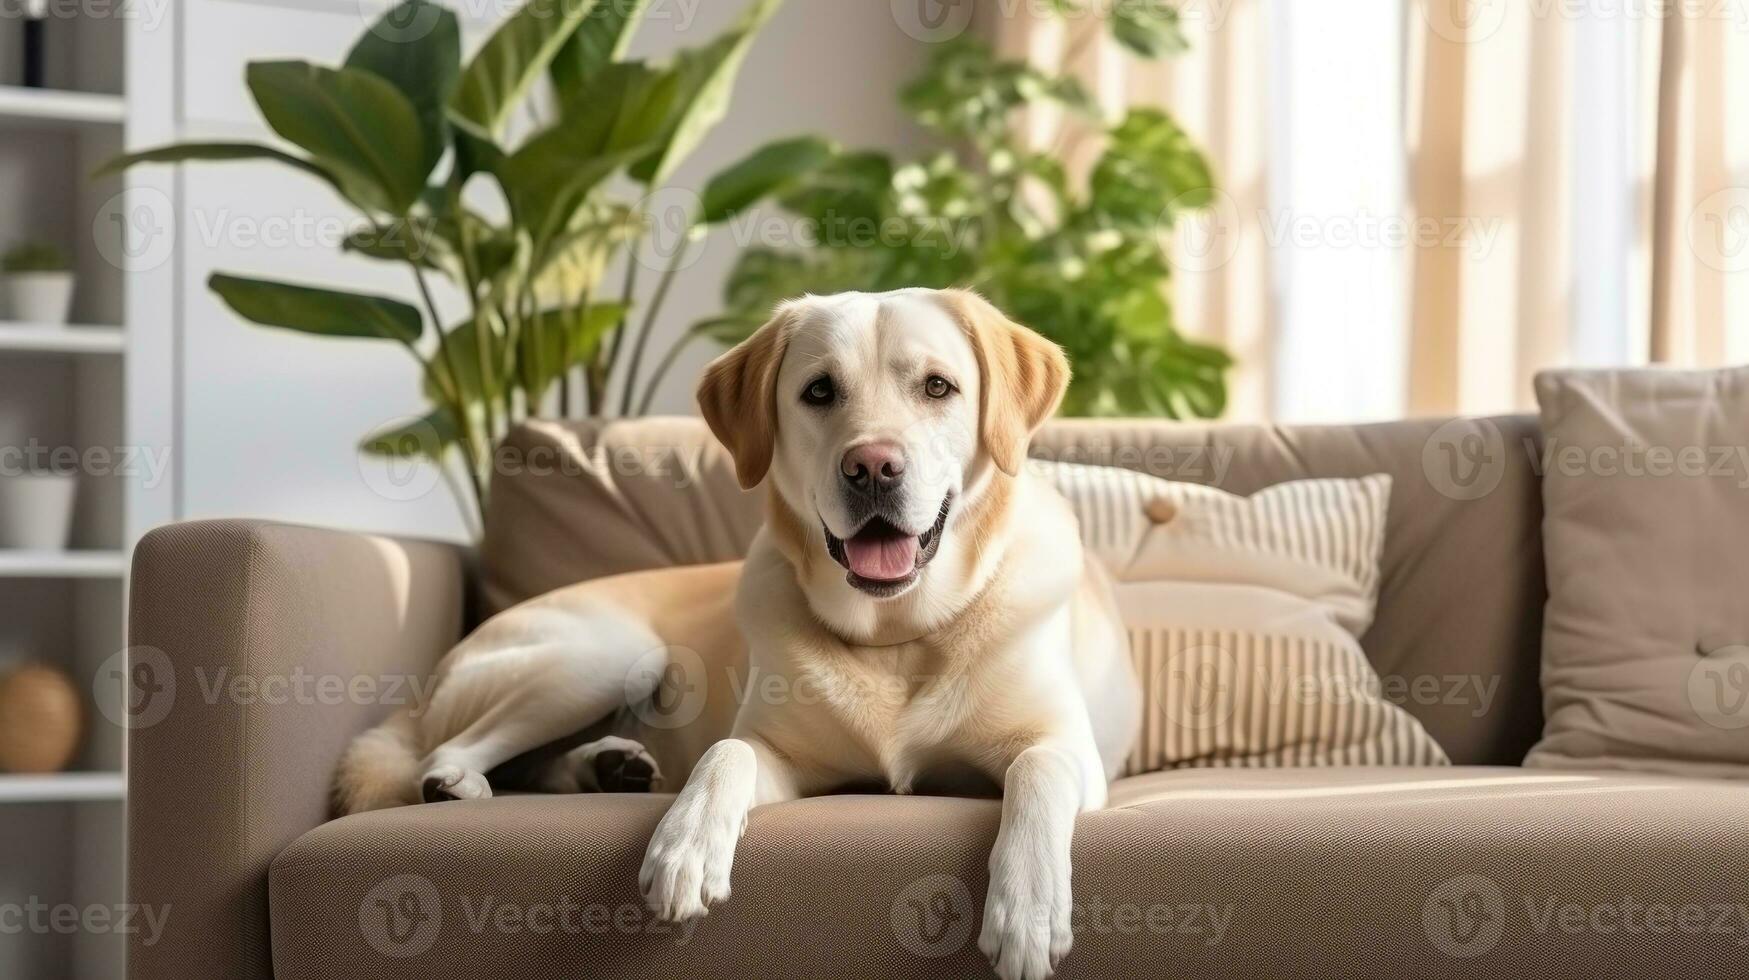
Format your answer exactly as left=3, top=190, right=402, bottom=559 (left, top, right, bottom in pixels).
left=698, top=288, right=1069, bottom=602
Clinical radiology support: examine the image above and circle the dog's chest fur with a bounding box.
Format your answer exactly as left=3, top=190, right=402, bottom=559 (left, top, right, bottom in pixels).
left=779, top=579, right=1048, bottom=793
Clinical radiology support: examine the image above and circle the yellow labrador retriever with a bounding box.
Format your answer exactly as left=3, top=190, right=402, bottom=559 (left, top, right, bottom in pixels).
left=335, top=289, right=1141, bottom=980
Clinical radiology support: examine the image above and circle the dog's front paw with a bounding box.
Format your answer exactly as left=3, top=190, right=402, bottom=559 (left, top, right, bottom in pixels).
left=978, top=856, right=1072, bottom=980
left=638, top=804, right=745, bottom=922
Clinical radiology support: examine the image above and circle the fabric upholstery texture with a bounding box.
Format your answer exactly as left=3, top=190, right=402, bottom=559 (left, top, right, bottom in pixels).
left=271, top=768, right=1749, bottom=980
left=1527, top=367, right=1749, bottom=776
left=128, top=521, right=467, bottom=980
left=480, top=415, right=1548, bottom=766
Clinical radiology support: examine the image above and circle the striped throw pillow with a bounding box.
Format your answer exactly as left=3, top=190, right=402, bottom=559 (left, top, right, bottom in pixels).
left=1032, top=460, right=1449, bottom=772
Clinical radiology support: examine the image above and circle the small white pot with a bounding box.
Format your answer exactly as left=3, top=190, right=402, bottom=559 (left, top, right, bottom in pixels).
left=2, top=272, right=76, bottom=325
left=0, top=472, right=79, bottom=551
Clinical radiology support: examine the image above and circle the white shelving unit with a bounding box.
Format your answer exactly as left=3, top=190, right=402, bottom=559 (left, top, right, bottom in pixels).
left=0, top=323, right=127, bottom=355
left=1, top=10, right=141, bottom=980
left=0, top=551, right=129, bottom=578
left=0, top=85, right=126, bottom=128
left=0, top=773, right=127, bottom=804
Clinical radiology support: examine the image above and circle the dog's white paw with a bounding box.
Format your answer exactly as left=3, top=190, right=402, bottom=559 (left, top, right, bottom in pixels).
left=978, top=858, right=1073, bottom=980
left=638, top=801, right=745, bottom=922
left=420, top=764, right=491, bottom=803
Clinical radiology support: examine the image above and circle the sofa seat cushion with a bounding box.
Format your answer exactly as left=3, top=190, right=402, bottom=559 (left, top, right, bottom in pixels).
left=270, top=768, right=1749, bottom=980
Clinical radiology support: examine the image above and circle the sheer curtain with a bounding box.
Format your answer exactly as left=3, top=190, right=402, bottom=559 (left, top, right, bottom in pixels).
left=984, top=0, right=1749, bottom=422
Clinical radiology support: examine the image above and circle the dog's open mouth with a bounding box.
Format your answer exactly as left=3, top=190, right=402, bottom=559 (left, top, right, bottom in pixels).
left=824, top=496, right=952, bottom=597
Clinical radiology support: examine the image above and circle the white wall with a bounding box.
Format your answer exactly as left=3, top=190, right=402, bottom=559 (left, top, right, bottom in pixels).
left=160, top=0, right=928, bottom=542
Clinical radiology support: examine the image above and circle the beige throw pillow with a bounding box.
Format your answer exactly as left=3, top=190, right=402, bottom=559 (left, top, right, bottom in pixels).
left=1526, top=367, right=1749, bottom=777
left=1034, top=460, right=1449, bottom=771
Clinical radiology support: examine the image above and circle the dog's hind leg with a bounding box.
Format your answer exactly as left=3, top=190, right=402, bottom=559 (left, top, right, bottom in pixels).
left=416, top=609, right=670, bottom=803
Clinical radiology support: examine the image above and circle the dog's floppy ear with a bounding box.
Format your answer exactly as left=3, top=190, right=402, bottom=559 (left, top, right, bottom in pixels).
left=940, top=290, right=1070, bottom=476
left=697, top=305, right=795, bottom=490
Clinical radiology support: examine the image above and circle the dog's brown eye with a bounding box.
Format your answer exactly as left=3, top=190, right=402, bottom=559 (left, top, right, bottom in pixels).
left=925, top=375, right=953, bottom=399
left=802, top=376, right=836, bottom=406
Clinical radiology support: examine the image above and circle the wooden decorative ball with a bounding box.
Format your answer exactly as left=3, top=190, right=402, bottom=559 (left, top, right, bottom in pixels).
left=0, top=663, right=84, bottom=774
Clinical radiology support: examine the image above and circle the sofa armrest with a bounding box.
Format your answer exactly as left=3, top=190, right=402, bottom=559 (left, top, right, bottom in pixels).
left=127, top=520, right=467, bottom=980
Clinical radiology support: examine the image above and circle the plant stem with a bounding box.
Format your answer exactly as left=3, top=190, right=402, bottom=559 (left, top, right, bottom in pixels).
left=447, top=195, right=499, bottom=444
left=390, top=221, right=487, bottom=520
left=619, top=236, right=690, bottom=417
left=600, top=246, right=641, bottom=415
left=395, top=334, right=486, bottom=518
left=634, top=325, right=699, bottom=416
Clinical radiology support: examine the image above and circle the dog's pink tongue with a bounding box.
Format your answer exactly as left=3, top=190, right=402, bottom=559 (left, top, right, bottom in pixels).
left=844, top=534, right=918, bottom=581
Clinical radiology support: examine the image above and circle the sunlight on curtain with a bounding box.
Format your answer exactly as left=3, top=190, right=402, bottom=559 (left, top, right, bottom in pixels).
left=1269, top=0, right=1407, bottom=422
left=985, top=0, right=1747, bottom=423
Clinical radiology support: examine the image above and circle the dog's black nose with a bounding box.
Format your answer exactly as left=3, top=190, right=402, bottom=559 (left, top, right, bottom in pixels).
left=841, top=441, right=906, bottom=491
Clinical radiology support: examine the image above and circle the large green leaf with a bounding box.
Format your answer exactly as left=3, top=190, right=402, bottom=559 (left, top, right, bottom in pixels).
left=360, top=408, right=460, bottom=458
left=497, top=61, right=674, bottom=247
left=347, top=0, right=461, bottom=181
left=247, top=61, right=427, bottom=213
left=449, top=0, right=599, bottom=139
left=551, top=0, right=649, bottom=96
left=93, top=142, right=340, bottom=188
left=627, top=0, right=782, bottom=186
left=700, top=136, right=835, bottom=226
left=209, top=273, right=423, bottom=344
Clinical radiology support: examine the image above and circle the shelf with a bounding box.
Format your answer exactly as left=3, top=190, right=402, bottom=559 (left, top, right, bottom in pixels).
left=0, top=85, right=125, bottom=129
left=0, top=323, right=125, bottom=355
left=0, top=772, right=125, bottom=803
left=0, top=551, right=128, bottom=578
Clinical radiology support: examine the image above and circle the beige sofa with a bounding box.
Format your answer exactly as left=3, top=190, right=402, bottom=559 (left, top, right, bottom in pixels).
left=128, top=416, right=1749, bottom=979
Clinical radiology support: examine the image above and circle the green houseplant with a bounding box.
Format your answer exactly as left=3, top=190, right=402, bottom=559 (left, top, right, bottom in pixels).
left=643, top=1, right=1232, bottom=418
left=102, top=0, right=829, bottom=528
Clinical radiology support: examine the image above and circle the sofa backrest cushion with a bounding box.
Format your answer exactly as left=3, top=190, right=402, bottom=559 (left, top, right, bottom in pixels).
left=481, top=414, right=1546, bottom=765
